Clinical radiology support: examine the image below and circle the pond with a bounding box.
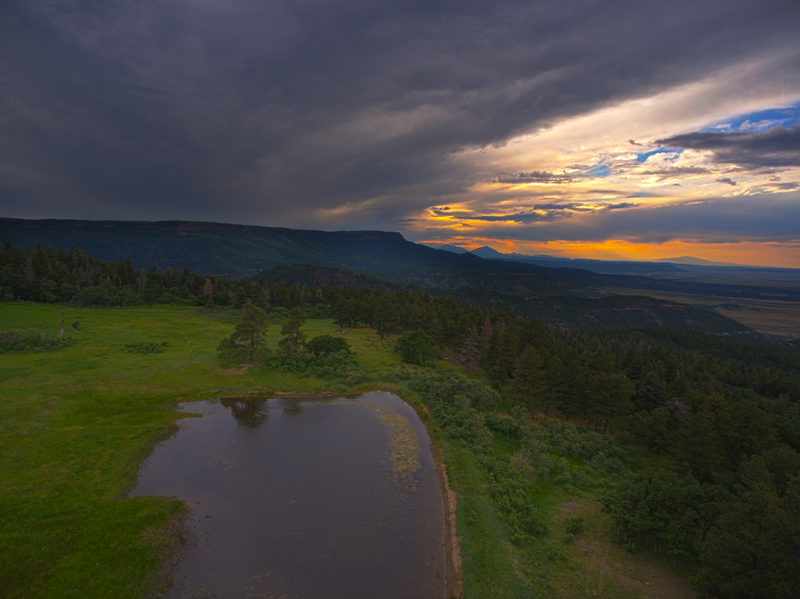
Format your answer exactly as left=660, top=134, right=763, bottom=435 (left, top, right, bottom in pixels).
left=131, top=391, right=447, bottom=599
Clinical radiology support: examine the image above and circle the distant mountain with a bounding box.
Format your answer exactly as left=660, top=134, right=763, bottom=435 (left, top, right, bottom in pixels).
left=469, top=246, right=559, bottom=260
left=0, top=217, right=484, bottom=277
left=3, top=217, right=790, bottom=337
left=0, top=217, right=593, bottom=297
left=3, top=216, right=796, bottom=307
left=427, top=243, right=470, bottom=254
left=654, top=256, right=747, bottom=267
left=465, top=245, right=684, bottom=276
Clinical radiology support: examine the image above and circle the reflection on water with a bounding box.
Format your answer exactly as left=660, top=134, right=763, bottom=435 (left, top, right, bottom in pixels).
left=131, top=392, right=446, bottom=599
left=283, top=404, right=303, bottom=416
left=219, top=396, right=269, bottom=428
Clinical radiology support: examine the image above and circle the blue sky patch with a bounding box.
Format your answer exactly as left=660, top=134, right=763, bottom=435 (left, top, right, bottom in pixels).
left=635, top=148, right=683, bottom=163
left=585, top=164, right=612, bottom=177
left=702, top=101, right=800, bottom=133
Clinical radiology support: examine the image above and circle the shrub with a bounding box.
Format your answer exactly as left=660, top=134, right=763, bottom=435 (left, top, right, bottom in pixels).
left=564, top=515, right=585, bottom=537
left=306, top=334, right=351, bottom=357
left=411, top=370, right=501, bottom=410
left=124, top=341, right=169, bottom=354
left=0, top=330, right=74, bottom=353
left=395, top=329, right=437, bottom=365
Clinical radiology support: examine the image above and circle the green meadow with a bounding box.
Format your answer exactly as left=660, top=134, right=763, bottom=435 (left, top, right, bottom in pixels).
left=1, top=302, right=695, bottom=598
left=0, top=303, right=389, bottom=598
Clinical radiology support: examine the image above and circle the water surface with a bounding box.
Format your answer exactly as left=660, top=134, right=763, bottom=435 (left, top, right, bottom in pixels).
left=131, top=391, right=446, bottom=599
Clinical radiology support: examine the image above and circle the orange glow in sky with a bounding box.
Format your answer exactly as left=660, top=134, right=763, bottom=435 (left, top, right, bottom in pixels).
left=422, top=237, right=800, bottom=268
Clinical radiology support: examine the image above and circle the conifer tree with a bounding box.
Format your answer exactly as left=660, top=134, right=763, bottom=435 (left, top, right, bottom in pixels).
left=233, top=286, right=248, bottom=309
left=217, top=303, right=270, bottom=363
left=278, top=307, right=308, bottom=351
left=458, top=328, right=481, bottom=372
left=479, top=316, right=494, bottom=363
left=510, top=346, right=546, bottom=408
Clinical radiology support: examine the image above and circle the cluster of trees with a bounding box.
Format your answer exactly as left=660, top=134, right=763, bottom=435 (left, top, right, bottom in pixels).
left=216, top=303, right=361, bottom=383
left=0, top=241, right=202, bottom=305
left=0, top=241, right=332, bottom=310
left=600, top=445, right=800, bottom=599
left=217, top=304, right=314, bottom=363
left=694, top=445, right=800, bottom=599
left=601, top=468, right=727, bottom=565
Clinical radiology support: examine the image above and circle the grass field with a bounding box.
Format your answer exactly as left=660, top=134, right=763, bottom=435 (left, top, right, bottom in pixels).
left=600, top=287, right=800, bottom=339
left=1, top=302, right=696, bottom=598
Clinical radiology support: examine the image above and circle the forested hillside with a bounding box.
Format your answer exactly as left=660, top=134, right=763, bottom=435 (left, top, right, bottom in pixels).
left=0, top=242, right=763, bottom=340
left=4, top=218, right=799, bottom=305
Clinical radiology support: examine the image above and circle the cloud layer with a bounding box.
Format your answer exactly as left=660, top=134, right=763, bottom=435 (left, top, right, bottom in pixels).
left=1, top=0, right=799, bottom=264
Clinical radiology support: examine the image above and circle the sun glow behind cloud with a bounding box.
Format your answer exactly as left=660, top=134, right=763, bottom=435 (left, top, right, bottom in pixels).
left=408, top=63, right=800, bottom=267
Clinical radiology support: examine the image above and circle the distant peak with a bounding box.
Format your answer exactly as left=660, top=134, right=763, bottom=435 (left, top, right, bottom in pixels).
left=421, top=242, right=469, bottom=254
left=470, top=246, right=507, bottom=258
left=654, top=256, right=747, bottom=267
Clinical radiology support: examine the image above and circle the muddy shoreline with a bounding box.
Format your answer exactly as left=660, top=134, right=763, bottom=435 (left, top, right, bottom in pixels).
left=427, top=416, right=463, bottom=599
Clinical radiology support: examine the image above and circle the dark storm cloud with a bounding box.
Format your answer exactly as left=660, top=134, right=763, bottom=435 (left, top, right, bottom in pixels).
left=494, top=171, right=588, bottom=184
left=1, top=0, right=799, bottom=228
left=658, top=126, right=800, bottom=169
left=716, top=177, right=737, bottom=186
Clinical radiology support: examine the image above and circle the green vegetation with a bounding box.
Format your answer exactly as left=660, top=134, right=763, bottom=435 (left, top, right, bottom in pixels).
left=0, top=302, right=394, bottom=598
left=123, top=341, right=169, bottom=354
left=277, top=306, right=308, bottom=351
left=395, top=328, right=438, bottom=365
left=4, top=226, right=789, bottom=338
left=306, top=334, right=351, bottom=357
left=0, top=329, right=74, bottom=353
left=217, top=303, right=270, bottom=363
left=2, top=243, right=799, bottom=599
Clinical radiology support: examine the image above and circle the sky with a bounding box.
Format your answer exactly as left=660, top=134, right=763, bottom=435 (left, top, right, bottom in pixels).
left=1, top=1, right=800, bottom=267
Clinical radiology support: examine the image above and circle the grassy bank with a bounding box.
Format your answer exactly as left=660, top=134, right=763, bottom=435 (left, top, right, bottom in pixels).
left=0, top=303, right=374, bottom=597
left=1, top=302, right=696, bottom=598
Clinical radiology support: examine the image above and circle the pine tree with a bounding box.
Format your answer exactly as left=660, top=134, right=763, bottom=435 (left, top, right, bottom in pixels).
left=677, top=413, right=723, bottom=482
left=202, top=278, right=214, bottom=295
left=373, top=298, right=399, bottom=339
left=135, top=269, right=147, bottom=294
left=479, top=317, right=494, bottom=363
left=124, top=256, right=136, bottom=285
left=510, top=346, right=546, bottom=409
left=278, top=307, right=308, bottom=351
left=217, top=303, right=270, bottom=363
left=458, top=328, right=481, bottom=372
left=233, top=286, right=248, bottom=309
